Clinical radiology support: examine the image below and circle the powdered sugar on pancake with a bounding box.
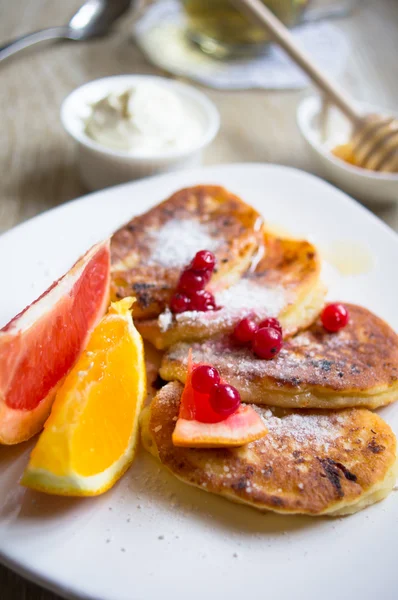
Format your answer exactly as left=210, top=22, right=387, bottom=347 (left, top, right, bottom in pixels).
left=169, top=339, right=305, bottom=382
left=158, top=308, right=173, bottom=332
left=253, top=406, right=345, bottom=452
left=215, top=279, right=285, bottom=317
left=158, top=279, right=286, bottom=331
left=148, top=219, right=220, bottom=268
left=209, top=338, right=342, bottom=386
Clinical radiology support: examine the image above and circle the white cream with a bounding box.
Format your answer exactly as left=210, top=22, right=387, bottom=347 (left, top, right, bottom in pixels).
left=84, top=83, right=203, bottom=155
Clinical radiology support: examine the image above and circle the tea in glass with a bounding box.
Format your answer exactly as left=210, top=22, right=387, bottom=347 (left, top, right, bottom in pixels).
left=180, top=0, right=309, bottom=57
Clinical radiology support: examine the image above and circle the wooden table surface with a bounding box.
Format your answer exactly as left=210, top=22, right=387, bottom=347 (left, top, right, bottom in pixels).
left=1, top=0, right=398, bottom=598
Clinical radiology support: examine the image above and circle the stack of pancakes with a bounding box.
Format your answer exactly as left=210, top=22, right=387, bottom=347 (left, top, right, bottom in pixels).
left=111, top=185, right=398, bottom=517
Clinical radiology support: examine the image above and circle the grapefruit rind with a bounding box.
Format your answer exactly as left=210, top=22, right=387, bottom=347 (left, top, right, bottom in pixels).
left=21, top=298, right=147, bottom=497
left=172, top=405, right=267, bottom=448
left=0, top=389, right=60, bottom=447
left=0, top=240, right=110, bottom=445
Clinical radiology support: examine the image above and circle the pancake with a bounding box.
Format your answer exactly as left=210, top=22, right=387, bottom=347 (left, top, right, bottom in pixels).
left=141, top=382, right=398, bottom=516
left=137, top=232, right=326, bottom=349
left=160, top=304, right=398, bottom=410
left=111, top=185, right=263, bottom=318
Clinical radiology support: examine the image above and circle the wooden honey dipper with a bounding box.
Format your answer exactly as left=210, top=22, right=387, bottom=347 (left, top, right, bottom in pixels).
left=233, top=0, right=398, bottom=173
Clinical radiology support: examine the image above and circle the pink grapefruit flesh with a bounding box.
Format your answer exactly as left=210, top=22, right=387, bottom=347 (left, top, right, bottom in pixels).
left=172, top=404, right=267, bottom=448
left=0, top=240, right=110, bottom=445
left=174, top=351, right=267, bottom=448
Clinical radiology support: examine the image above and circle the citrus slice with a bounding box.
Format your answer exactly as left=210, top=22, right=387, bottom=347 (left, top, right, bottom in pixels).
left=21, top=298, right=146, bottom=497
left=172, top=405, right=267, bottom=448
left=172, top=351, right=267, bottom=448
left=0, top=240, right=110, bottom=445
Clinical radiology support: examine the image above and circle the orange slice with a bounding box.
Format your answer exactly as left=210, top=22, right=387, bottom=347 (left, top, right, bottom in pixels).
left=21, top=298, right=146, bottom=496
left=172, top=350, right=267, bottom=448
left=0, top=240, right=110, bottom=445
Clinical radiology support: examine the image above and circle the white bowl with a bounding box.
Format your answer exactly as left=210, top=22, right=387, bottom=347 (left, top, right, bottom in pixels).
left=297, top=95, right=398, bottom=205
left=61, top=75, right=220, bottom=191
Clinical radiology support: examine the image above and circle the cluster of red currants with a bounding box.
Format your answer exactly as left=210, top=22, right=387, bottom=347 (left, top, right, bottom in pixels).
left=191, top=364, right=241, bottom=419
left=170, top=250, right=218, bottom=314
left=232, top=316, right=283, bottom=360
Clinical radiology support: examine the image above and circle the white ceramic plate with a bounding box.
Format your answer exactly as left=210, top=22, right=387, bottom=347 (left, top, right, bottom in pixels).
left=1, top=164, right=397, bottom=600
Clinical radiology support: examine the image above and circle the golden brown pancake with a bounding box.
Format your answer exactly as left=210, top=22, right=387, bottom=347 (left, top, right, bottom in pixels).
left=160, top=304, right=398, bottom=410
left=137, top=232, right=326, bottom=349
left=111, top=185, right=263, bottom=318
left=141, top=382, right=398, bottom=516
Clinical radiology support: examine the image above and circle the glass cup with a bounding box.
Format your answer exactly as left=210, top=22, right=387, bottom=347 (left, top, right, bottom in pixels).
left=179, top=0, right=309, bottom=58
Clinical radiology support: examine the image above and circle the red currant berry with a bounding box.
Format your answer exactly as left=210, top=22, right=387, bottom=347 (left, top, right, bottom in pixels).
left=252, top=327, right=283, bottom=360
left=233, top=318, right=258, bottom=344
left=191, top=365, right=220, bottom=394
left=178, top=269, right=207, bottom=293
left=258, top=317, right=283, bottom=336
left=190, top=250, right=216, bottom=273
left=189, top=289, right=217, bottom=312
left=209, top=383, right=241, bottom=417
left=321, top=303, right=349, bottom=332
left=197, top=268, right=212, bottom=285
left=170, top=293, right=191, bottom=314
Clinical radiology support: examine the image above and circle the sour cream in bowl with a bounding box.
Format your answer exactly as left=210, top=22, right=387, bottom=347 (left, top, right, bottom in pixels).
left=61, top=75, right=220, bottom=191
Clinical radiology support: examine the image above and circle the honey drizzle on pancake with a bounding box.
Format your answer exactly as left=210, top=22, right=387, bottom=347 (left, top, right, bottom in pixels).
left=322, top=240, right=374, bottom=276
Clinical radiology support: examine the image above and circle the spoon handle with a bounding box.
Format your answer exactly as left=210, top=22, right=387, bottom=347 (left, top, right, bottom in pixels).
left=232, top=0, right=362, bottom=124
left=0, top=26, right=70, bottom=63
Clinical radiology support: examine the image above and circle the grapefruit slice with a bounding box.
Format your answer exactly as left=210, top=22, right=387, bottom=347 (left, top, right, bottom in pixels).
left=172, top=405, right=267, bottom=448
left=172, top=350, right=267, bottom=448
left=21, top=298, right=146, bottom=497
left=0, top=240, right=110, bottom=445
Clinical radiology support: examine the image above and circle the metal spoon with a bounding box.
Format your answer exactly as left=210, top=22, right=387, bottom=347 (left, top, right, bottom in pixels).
left=0, top=0, right=132, bottom=63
